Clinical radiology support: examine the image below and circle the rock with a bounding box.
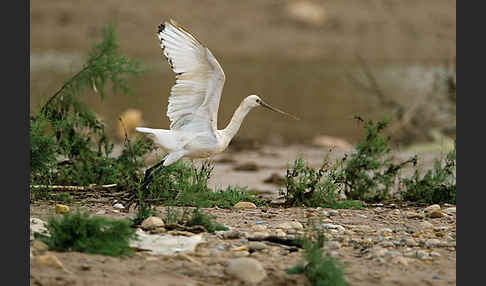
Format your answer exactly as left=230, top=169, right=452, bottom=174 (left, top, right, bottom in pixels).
left=113, top=203, right=125, bottom=209
left=392, top=256, right=409, bottom=266
left=30, top=217, right=49, bottom=240
left=405, top=238, right=418, bottom=247
left=252, top=225, right=267, bottom=232
left=224, top=258, right=267, bottom=284
left=321, top=224, right=345, bottom=232
left=425, top=239, right=440, bottom=248
left=277, top=221, right=304, bottom=230
left=35, top=254, right=65, bottom=270
left=354, top=225, right=373, bottom=232
left=248, top=242, right=267, bottom=252
left=430, top=251, right=442, bottom=257
left=391, top=209, right=401, bottom=216
left=247, top=232, right=269, bottom=240
left=380, top=241, right=395, bottom=248
left=222, top=230, right=242, bottom=239
left=424, top=204, right=443, bottom=218
left=378, top=228, right=393, bottom=236
left=129, top=229, right=203, bottom=255
left=328, top=210, right=339, bottom=216
left=311, top=135, right=352, bottom=150
left=444, top=207, right=456, bottom=214
left=233, top=162, right=259, bottom=172
left=405, top=211, right=423, bottom=219
left=231, top=246, right=249, bottom=252
left=234, top=202, right=257, bottom=209
left=326, top=241, right=341, bottom=250
left=415, top=250, right=430, bottom=260
left=372, top=247, right=387, bottom=258
left=31, top=240, right=49, bottom=253
left=420, top=221, right=434, bottom=229
left=231, top=251, right=250, bottom=258
left=95, top=210, right=106, bottom=215
left=55, top=204, right=70, bottom=214
left=141, top=216, right=165, bottom=230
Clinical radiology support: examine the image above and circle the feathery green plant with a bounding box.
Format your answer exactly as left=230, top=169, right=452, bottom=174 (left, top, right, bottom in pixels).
left=401, top=141, right=456, bottom=204
left=37, top=210, right=136, bottom=257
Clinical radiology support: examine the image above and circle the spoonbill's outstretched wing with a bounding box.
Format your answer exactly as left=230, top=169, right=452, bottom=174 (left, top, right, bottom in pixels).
left=158, top=19, right=226, bottom=134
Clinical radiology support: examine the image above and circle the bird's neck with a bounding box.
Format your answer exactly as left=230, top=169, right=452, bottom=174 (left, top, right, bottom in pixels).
left=221, top=101, right=252, bottom=143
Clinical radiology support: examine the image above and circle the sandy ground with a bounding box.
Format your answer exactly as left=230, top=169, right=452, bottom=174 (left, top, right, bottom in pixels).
left=30, top=145, right=455, bottom=286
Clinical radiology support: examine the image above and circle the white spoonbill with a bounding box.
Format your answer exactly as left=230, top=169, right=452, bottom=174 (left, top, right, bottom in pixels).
left=136, top=19, right=298, bottom=190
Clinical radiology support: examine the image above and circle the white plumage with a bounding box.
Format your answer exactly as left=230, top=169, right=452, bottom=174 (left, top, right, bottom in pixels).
left=136, top=19, right=297, bottom=189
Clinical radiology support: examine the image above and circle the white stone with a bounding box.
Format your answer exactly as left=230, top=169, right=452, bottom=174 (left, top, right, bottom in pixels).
left=129, top=229, right=203, bottom=255
left=224, top=258, right=267, bottom=284
left=277, top=221, right=304, bottom=230
left=141, top=216, right=165, bottom=230
left=113, top=203, right=125, bottom=209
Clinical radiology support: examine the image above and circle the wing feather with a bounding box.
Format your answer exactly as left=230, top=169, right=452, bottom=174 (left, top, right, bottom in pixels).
left=158, top=20, right=226, bottom=133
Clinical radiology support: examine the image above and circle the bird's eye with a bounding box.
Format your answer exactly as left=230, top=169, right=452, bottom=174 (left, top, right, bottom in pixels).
left=256, top=99, right=260, bottom=103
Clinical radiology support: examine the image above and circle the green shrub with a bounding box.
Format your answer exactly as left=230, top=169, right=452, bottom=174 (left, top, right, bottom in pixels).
left=338, top=118, right=417, bottom=202
left=37, top=211, right=136, bottom=257
left=143, top=160, right=262, bottom=208
left=279, top=156, right=360, bottom=208
left=401, top=141, right=456, bottom=204
left=286, top=232, right=348, bottom=286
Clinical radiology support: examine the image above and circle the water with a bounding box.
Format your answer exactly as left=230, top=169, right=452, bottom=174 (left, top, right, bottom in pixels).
left=30, top=53, right=453, bottom=144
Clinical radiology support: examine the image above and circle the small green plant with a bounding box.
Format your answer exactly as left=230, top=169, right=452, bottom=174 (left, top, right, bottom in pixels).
left=279, top=156, right=359, bottom=208
left=162, top=207, right=228, bottom=233
left=286, top=232, right=348, bottom=286
left=401, top=141, right=456, bottom=204
left=338, top=117, right=417, bottom=202
left=37, top=210, right=136, bottom=257
left=143, top=160, right=262, bottom=208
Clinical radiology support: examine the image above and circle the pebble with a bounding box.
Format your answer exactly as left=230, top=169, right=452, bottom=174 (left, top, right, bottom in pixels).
left=224, top=258, right=267, bottom=284
left=248, top=242, right=267, bottom=252
left=252, top=225, right=267, bottom=232
left=55, top=204, right=70, bottom=214
left=328, top=210, right=339, bottom=216
left=326, top=241, right=342, bottom=250
left=234, top=202, right=257, bottom=209
left=140, top=216, right=165, bottom=230
left=222, top=230, right=241, bottom=239
left=329, top=251, right=340, bottom=257
left=425, top=239, right=440, bottom=248
left=405, top=211, right=424, bottom=219
left=321, top=224, right=345, bottom=232
left=380, top=241, right=395, bottom=248
left=95, top=210, right=106, bottom=215
left=391, top=209, right=401, bottom=216
left=392, top=256, right=409, bottom=266
left=113, top=203, right=125, bottom=209
left=444, top=207, right=456, bottom=214
left=430, top=251, right=442, bottom=257
left=277, top=221, right=304, bottom=230
left=424, top=204, right=443, bottom=218
left=378, top=228, right=393, bottom=236
left=405, top=238, right=418, bottom=247
left=420, top=221, right=434, bottom=229
left=247, top=232, right=269, bottom=240
left=415, top=250, right=430, bottom=260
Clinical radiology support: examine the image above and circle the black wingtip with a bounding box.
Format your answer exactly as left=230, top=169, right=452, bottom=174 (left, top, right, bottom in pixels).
left=157, top=23, right=165, bottom=34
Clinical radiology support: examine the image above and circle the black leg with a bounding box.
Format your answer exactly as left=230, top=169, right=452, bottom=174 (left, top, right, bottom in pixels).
left=140, top=159, right=165, bottom=191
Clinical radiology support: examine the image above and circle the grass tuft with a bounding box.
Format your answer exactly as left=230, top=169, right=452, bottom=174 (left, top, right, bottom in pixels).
left=37, top=210, right=137, bottom=257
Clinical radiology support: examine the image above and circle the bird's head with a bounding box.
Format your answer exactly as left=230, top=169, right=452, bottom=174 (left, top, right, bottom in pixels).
left=245, top=94, right=299, bottom=120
